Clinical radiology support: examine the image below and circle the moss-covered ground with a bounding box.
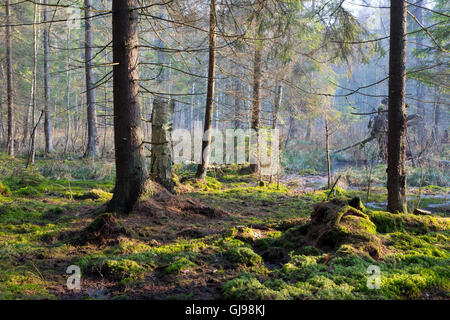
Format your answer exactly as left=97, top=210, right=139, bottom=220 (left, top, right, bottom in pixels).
left=0, top=154, right=448, bottom=300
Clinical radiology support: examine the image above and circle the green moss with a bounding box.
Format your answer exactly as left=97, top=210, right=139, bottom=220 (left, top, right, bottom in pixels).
left=165, top=257, right=196, bottom=274
left=348, top=197, right=366, bottom=212
left=276, top=201, right=384, bottom=259
left=381, top=273, right=431, bottom=299
left=0, top=181, right=11, bottom=197
left=74, top=189, right=113, bottom=201
left=3, top=169, right=45, bottom=191
left=278, top=257, right=329, bottom=282
left=15, top=186, right=42, bottom=197
left=368, top=210, right=449, bottom=234
left=421, top=185, right=447, bottom=192
left=101, top=259, right=144, bottom=280
left=79, top=256, right=145, bottom=280
left=0, top=155, right=449, bottom=300
left=222, top=275, right=290, bottom=300
left=225, top=247, right=263, bottom=267
left=308, top=276, right=356, bottom=300
left=0, top=269, right=53, bottom=299
left=184, top=177, right=223, bottom=191
left=296, top=245, right=323, bottom=256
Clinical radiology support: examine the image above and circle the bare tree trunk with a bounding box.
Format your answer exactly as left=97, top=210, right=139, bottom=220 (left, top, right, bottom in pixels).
left=305, top=117, right=312, bottom=141
left=325, top=117, right=331, bottom=189
left=102, top=56, right=108, bottom=158
left=28, top=0, right=40, bottom=165
left=196, top=0, right=217, bottom=180
left=284, top=116, right=293, bottom=150
left=234, top=78, right=241, bottom=129
left=151, top=97, right=175, bottom=192
left=269, top=82, right=283, bottom=184
left=84, top=0, right=98, bottom=158
left=250, top=41, right=263, bottom=173
left=43, top=0, right=53, bottom=154
left=185, top=82, right=194, bottom=131
left=272, top=83, right=283, bottom=130
left=5, top=0, right=14, bottom=156
left=387, top=0, right=408, bottom=213
left=432, top=84, right=440, bottom=146
left=108, top=0, right=148, bottom=214
left=415, top=1, right=426, bottom=147
left=64, top=28, right=71, bottom=155
left=0, top=66, right=3, bottom=146
left=23, top=95, right=32, bottom=149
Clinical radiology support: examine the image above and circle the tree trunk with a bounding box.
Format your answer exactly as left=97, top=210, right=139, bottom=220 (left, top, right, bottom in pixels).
left=387, top=0, right=408, bottom=214
left=28, top=0, right=40, bottom=165
left=84, top=0, right=98, bottom=158
left=325, top=118, right=331, bottom=189
left=64, top=28, right=71, bottom=155
left=432, top=84, right=440, bottom=146
left=0, top=66, right=3, bottom=146
left=272, top=83, right=283, bottom=130
left=234, top=78, right=241, bottom=129
left=196, top=0, right=217, bottom=180
left=305, top=117, right=312, bottom=141
left=284, top=116, right=293, bottom=150
left=250, top=41, right=263, bottom=173
left=108, top=0, right=148, bottom=214
left=151, top=97, right=175, bottom=192
left=23, top=95, right=31, bottom=149
left=5, top=0, right=14, bottom=156
left=43, top=0, right=53, bottom=154
left=415, top=1, right=426, bottom=148
left=186, top=82, right=194, bottom=131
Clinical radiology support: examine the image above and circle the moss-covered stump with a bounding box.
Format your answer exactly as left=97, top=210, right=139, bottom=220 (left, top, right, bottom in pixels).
left=278, top=199, right=387, bottom=259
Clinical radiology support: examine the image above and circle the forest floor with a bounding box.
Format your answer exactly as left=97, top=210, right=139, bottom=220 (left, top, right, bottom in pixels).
left=0, top=153, right=448, bottom=300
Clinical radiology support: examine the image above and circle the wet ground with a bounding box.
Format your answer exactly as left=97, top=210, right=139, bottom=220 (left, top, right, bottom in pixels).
left=280, top=172, right=449, bottom=215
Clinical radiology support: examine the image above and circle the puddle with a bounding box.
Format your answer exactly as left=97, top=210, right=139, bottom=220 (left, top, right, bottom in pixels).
left=367, top=195, right=449, bottom=215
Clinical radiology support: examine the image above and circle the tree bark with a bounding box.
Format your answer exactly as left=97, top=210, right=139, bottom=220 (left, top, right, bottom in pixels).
left=305, top=117, right=312, bottom=141
left=0, top=65, right=3, bottom=146
left=272, top=83, right=283, bottom=130
left=5, top=0, right=14, bottom=156
left=234, top=78, right=241, bottom=129
left=108, top=0, right=148, bottom=214
left=250, top=41, right=263, bottom=173
left=196, top=0, right=217, bottom=180
left=23, top=93, right=31, bottom=149
left=432, top=84, right=440, bottom=145
left=415, top=1, right=426, bottom=147
left=325, top=117, right=331, bottom=189
left=84, top=0, right=98, bottom=158
left=151, top=97, right=175, bottom=192
left=387, top=0, right=408, bottom=214
left=43, top=0, right=53, bottom=154
left=28, top=0, right=40, bottom=165
left=64, top=28, right=71, bottom=155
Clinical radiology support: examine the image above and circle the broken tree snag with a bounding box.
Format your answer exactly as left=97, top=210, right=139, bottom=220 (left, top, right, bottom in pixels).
left=151, top=97, right=175, bottom=193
